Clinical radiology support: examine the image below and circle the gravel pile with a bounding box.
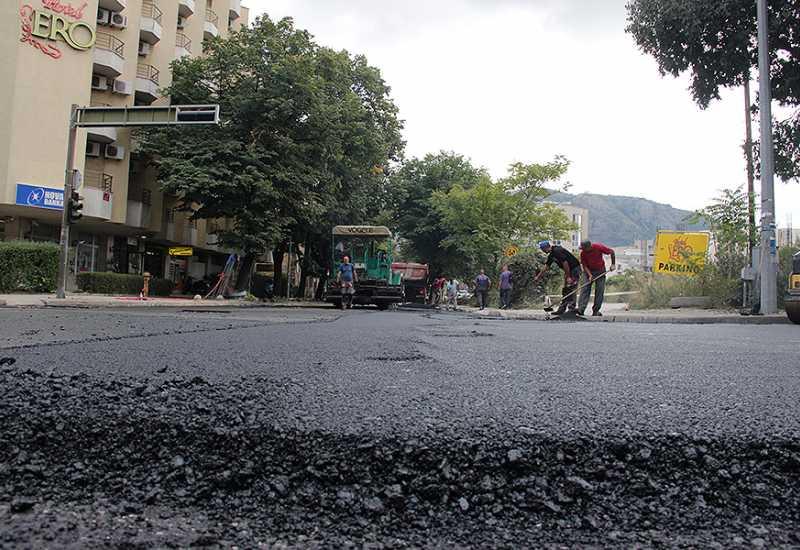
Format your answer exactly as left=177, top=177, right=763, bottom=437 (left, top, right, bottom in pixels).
left=2, top=366, right=799, bottom=547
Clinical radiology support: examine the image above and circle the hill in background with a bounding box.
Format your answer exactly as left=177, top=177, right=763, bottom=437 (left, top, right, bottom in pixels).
left=549, top=192, right=707, bottom=247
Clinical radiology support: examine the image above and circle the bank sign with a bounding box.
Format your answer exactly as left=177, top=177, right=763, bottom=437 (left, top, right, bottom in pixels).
left=16, top=183, right=64, bottom=210
left=20, top=0, right=96, bottom=59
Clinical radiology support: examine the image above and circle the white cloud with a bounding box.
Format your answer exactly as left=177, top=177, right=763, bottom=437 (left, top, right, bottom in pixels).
left=245, top=0, right=800, bottom=226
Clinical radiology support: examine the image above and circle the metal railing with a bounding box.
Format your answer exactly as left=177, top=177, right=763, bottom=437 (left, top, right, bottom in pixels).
left=136, top=63, right=160, bottom=84
left=85, top=170, right=113, bottom=192
left=205, top=8, right=218, bottom=26
left=142, top=0, right=163, bottom=24
left=95, top=32, right=124, bottom=57
left=175, top=32, right=192, bottom=52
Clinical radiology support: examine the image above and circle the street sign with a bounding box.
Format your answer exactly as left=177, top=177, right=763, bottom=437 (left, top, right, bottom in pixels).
left=653, top=231, right=710, bottom=276
left=74, top=105, right=220, bottom=127
left=504, top=245, right=519, bottom=258
left=169, top=246, right=193, bottom=257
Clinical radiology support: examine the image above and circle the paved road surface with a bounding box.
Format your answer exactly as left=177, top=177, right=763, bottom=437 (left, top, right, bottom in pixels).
left=1, top=307, right=799, bottom=547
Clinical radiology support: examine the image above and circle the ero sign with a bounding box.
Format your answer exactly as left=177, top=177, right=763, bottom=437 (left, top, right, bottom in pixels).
left=20, top=1, right=96, bottom=59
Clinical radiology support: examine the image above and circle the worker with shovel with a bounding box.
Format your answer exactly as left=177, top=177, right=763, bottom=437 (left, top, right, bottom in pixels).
left=578, top=240, right=616, bottom=317
left=533, top=241, right=582, bottom=315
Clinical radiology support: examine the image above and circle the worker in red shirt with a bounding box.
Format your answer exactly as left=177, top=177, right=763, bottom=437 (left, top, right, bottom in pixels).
left=578, top=239, right=616, bottom=317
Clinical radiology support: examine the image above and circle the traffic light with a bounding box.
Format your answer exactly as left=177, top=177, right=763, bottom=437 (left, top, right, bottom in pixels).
left=67, top=190, right=83, bottom=224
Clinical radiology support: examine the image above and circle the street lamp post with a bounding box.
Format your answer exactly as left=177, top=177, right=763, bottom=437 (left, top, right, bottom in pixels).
left=757, top=0, right=778, bottom=314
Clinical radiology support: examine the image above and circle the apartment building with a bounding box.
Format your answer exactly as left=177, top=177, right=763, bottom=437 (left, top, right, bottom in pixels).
left=1, top=0, right=247, bottom=287
left=554, top=203, right=589, bottom=252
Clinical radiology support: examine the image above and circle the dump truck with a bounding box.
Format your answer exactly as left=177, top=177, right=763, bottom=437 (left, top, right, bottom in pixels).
left=325, top=225, right=404, bottom=310
left=391, top=262, right=429, bottom=304
left=786, top=251, right=800, bottom=325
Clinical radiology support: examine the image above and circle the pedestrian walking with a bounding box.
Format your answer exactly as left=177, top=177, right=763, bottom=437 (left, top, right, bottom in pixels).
left=578, top=239, right=616, bottom=317
left=474, top=269, right=491, bottom=310
left=446, top=278, right=458, bottom=310
left=499, top=264, right=513, bottom=309
left=432, top=275, right=447, bottom=306
left=337, top=255, right=358, bottom=310
left=533, top=241, right=581, bottom=315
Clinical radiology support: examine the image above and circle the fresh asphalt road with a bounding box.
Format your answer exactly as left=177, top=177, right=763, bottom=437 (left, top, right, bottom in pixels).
left=2, top=306, right=798, bottom=439
left=2, top=306, right=800, bottom=547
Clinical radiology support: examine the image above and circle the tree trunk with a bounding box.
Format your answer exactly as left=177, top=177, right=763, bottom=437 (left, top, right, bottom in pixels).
left=273, top=243, right=286, bottom=297
left=298, top=231, right=311, bottom=299
left=234, top=253, right=256, bottom=293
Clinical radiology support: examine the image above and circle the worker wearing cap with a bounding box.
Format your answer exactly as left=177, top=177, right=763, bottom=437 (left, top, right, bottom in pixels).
left=533, top=240, right=581, bottom=315
left=578, top=240, right=616, bottom=317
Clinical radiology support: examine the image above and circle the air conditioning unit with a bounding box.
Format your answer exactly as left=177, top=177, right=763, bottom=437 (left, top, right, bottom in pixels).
left=97, top=8, right=111, bottom=25
left=110, top=12, right=127, bottom=28
left=91, top=75, right=108, bottom=91
left=112, top=79, right=132, bottom=95
left=177, top=16, right=186, bottom=29
left=105, top=144, right=125, bottom=160
left=138, top=41, right=151, bottom=56
left=86, top=142, right=102, bottom=157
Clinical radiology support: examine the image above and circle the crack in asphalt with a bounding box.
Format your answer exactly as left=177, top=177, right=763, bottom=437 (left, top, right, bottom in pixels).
left=0, top=316, right=341, bottom=352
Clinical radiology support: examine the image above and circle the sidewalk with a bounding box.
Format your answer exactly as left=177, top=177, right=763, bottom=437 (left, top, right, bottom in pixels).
left=0, top=293, right=323, bottom=309
left=454, top=302, right=792, bottom=325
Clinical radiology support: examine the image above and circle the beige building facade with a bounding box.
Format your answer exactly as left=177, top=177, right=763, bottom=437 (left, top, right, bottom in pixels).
left=1, top=0, right=247, bottom=288
left=554, top=203, right=589, bottom=252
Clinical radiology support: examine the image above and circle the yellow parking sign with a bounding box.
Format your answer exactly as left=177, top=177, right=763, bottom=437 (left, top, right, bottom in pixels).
left=169, top=246, right=193, bottom=257
left=653, top=231, right=710, bottom=276
left=504, top=245, right=519, bottom=258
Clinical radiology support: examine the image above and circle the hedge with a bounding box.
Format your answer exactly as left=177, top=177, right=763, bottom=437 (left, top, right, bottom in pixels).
left=76, top=272, right=175, bottom=296
left=0, top=240, right=59, bottom=293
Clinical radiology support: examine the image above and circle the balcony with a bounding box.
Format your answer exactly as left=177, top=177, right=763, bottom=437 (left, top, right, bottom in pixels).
left=140, top=1, right=163, bottom=44
left=204, top=9, right=219, bottom=39
left=125, top=189, right=151, bottom=228
left=178, top=0, right=194, bottom=17
left=83, top=172, right=114, bottom=220
left=99, top=0, right=127, bottom=11
left=229, top=0, right=241, bottom=20
left=93, top=32, right=125, bottom=77
left=175, top=33, right=192, bottom=58
left=135, top=63, right=160, bottom=104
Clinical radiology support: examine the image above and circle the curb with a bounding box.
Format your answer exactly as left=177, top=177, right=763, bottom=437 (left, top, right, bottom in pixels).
left=467, top=312, right=792, bottom=325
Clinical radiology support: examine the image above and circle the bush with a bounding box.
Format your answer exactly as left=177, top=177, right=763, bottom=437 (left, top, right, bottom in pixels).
left=628, top=265, right=741, bottom=310
left=0, top=241, right=59, bottom=293
left=76, top=272, right=174, bottom=296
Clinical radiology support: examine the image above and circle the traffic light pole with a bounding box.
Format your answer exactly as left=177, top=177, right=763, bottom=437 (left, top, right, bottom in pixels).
left=56, top=104, right=78, bottom=300
left=757, top=0, right=778, bottom=314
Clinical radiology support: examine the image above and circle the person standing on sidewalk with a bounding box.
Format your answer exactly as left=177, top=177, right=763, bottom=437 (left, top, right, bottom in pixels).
left=446, top=278, right=459, bottom=310
left=499, top=264, right=513, bottom=309
left=533, top=241, right=581, bottom=315
left=578, top=240, right=616, bottom=317
left=474, top=269, right=491, bottom=310
left=337, top=255, right=358, bottom=310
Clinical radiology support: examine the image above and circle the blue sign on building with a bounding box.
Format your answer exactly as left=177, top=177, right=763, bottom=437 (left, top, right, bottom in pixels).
left=15, top=183, right=64, bottom=211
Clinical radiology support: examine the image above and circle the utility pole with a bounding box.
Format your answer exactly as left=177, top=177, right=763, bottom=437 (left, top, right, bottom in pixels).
left=757, top=0, right=778, bottom=315
left=56, top=104, right=78, bottom=299
left=286, top=237, right=293, bottom=300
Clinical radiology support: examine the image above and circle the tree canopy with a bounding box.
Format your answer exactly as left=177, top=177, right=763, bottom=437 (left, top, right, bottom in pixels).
left=138, top=16, right=404, bottom=262
left=626, top=0, right=800, bottom=180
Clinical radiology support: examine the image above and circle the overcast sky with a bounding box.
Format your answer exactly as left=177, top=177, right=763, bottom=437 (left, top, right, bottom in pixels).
left=245, top=0, right=800, bottom=226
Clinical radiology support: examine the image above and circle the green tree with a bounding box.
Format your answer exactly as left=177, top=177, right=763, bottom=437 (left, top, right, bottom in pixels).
left=431, top=158, right=573, bottom=277
left=689, top=187, right=750, bottom=279
left=391, top=152, right=489, bottom=275
left=139, top=16, right=403, bottom=289
left=625, top=0, right=800, bottom=180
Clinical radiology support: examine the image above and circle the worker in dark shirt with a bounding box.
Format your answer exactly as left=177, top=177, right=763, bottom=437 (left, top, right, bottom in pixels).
left=533, top=240, right=581, bottom=315
left=578, top=239, right=616, bottom=317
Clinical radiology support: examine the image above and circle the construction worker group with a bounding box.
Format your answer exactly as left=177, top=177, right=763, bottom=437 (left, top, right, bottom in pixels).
left=448, top=240, right=616, bottom=316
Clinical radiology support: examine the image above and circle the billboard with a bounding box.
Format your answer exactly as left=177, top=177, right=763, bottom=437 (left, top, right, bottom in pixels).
left=15, top=183, right=64, bottom=210
left=653, top=231, right=710, bottom=276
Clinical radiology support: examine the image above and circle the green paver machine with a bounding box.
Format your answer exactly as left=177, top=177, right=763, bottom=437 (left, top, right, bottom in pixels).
left=325, top=225, right=404, bottom=310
